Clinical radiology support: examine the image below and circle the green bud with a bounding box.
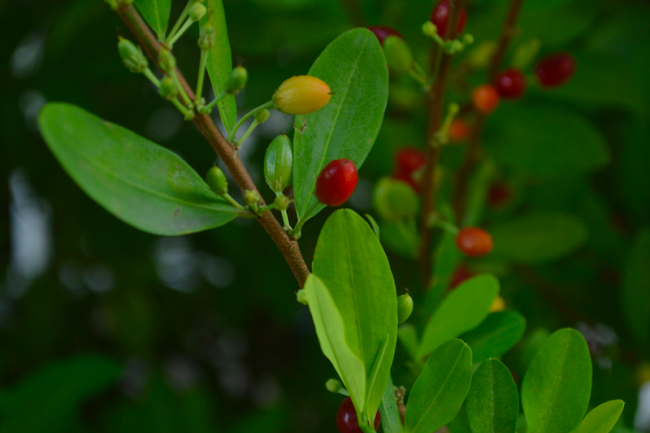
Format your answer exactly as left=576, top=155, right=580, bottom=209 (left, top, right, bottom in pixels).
left=243, top=190, right=260, bottom=206
left=373, top=177, right=420, bottom=221
left=384, top=35, right=413, bottom=72
left=264, top=134, right=293, bottom=193
left=198, top=24, right=216, bottom=51
left=422, top=21, right=438, bottom=39
left=274, top=194, right=290, bottom=211
left=206, top=166, right=228, bottom=195
left=397, top=293, right=413, bottom=325
left=326, top=379, right=343, bottom=393
left=189, top=2, right=207, bottom=21
left=512, top=38, right=542, bottom=70
left=445, top=40, right=464, bottom=54
left=255, top=109, right=270, bottom=124
left=159, top=49, right=176, bottom=73
left=224, top=66, right=248, bottom=94
left=118, top=38, right=147, bottom=73
left=159, top=76, right=177, bottom=100
left=462, top=34, right=475, bottom=45
left=466, top=42, right=497, bottom=68
left=296, top=289, right=308, bottom=305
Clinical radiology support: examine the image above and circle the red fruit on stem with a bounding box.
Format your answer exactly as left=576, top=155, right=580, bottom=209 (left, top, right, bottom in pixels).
left=336, top=397, right=381, bottom=433
left=395, top=147, right=426, bottom=174
left=315, top=159, right=359, bottom=206
left=488, top=182, right=512, bottom=207
left=368, top=25, right=403, bottom=46
left=431, top=0, right=467, bottom=38
left=535, top=53, right=576, bottom=87
left=451, top=265, right=475, bottom=289
left=456, top=227, right=493, bottom=257
left=494, top=68, right=527, bottom=99
left=472, top=84, right=500, bottom=114
left=449, top=119, right=471, bottom=142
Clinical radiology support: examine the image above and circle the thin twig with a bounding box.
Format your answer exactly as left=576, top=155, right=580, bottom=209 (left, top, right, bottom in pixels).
left=117, top=4, right=310, bottom=288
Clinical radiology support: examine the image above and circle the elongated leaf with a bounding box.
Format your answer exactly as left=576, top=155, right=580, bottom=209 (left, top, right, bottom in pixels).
left=460, top=311, right=527, bottom=363
left=293, top=28, right=388, bottom=221
left=570, top=400, right=625, bottom=433
left=522, top=328, right=592, bottom=433
left=466, top=360, right=519, bottom=433
left=312, top=209, right=397, bottom=423
left=39, top=103, right=238, bottom=236
left=622, top=229, right=650, bottom=345
left=379, top=375, right=404, bottom=433
left=135, top=0, right=171, bottom=39
left=405, top=339, right=473, bottom=433
left=201, top=0, right=237, bottom=131
left=397, top=324, right=419, bottom=361
left=418, top=275, right=499, bottom=360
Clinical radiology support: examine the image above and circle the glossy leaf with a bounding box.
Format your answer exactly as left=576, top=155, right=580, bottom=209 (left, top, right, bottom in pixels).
left=460, top=311, right=527, bottom=363
left=522, top=328, right=592, bottom=433
left=622, top=229, right=650, bottom=345
left=418, top=274, right=499, bottom=360
left=312, top=209, right=397, bottom=424
left=293, top=28, right=389, bottom=221
left=38, top=103, right=238, bottom=236
left=379, top=375, right=404, bottom=433
left=405, top=339, right=473, bottom=433
left=491, top=212, right=588, bottom=263
left=135, top=0, right=171, bottom=39
left=466, top=360, right=519, bottom=433
left=570, top=400, right=625, bottom=433
left=201, top=0, right=237, bottom=131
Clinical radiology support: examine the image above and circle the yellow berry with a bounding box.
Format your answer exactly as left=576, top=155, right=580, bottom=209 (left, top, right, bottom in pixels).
left=490, top=296, right=506, bottom=313
left=273, top=75, right=331, bottom=115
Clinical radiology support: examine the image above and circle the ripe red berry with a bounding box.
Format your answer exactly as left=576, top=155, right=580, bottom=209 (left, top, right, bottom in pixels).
left=315, top=159, right=358, bottom=206
left=494, top=69, right=527, bottom=99
left=449, top=119, right=471, bottom=143
left=336, top=397, right=381, bottom=433
left=368, top=25, right=403, bottom=46
left=456, top=227, right=493, bottom=257
left=431, top=0, right=467, bottom=38
left=472, top=84, right=500, bottom=114
left=450, top=265, right=475, bottom=289
left=395, top=147, right=426, bottom=174
left=535, top=53, right=576, bottom=87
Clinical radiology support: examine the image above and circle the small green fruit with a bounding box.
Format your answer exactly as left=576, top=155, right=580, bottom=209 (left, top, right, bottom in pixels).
left=397, top=293, right=413, bottom=324
left=264, top=134, right=293, bottom=193
left=206, top=166, right=228, bottom=195
left=159, top=76, right=177, bottom=100
left=255, top=109, right=270, bottom=124
left=373, top=177, right=420, bottom=221
left=118, top=38, right=147, bottom=73
left=274, top=194, right=290, bottom=211
left=384, top=35, right=413, bottom=72
left=326, top=379, right=343, bottom=393
left=159, top=49, right=176, bottom=73
left=225, top=66, right=248, bottom=94
left=189, top=2, right=206, bottom=21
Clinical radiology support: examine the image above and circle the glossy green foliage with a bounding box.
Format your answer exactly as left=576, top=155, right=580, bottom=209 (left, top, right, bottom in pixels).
left=622, top=229, right=650, bottom=345
left=418, top=275, right=499, bottom=360
left=460, top=311, right=526, bottom=363
left=134, top=0, right=170, bottom=39
left=522, top=329, right=592, bottom=433
left=405, top=339, right=473, bottom=433
left=38, top=103, right=238, bottom=235
left=293, top=28, right=389, bottom=221
left=379, top=375, right=404, bottom=433
left=570, top=400, right=625, bottom=433
left=466, top=360, right=519, bottom=433
left=311, top=210, right=397, bottom=424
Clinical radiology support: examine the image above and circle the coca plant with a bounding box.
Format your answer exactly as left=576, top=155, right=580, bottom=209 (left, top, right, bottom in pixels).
left=34, top=0, right=634, bottom=432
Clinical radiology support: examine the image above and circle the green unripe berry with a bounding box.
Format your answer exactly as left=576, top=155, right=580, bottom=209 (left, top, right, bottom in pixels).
left=225, top=66, right=248, bottom=95
left=206, top=166, right=228, bottom=195
left=274, top=194, right=290, bottom=211
left=198, top=24, right=216, bottom=50
left=159, top=49, right=176, bottom=73
left=189, top=2, right=207, bottom=21
left=243, top=190, right=260, bottom=206
left=118, top=38, right=147, bottom=73
left=383, top=35, right=413, bottom=72
left=373, top=177, right=420, bottom=221
left=255, top=109, right=270, bottom=124
left=397, top=293, right=413, bottom=325
left=422, top=21, right=438, bottom=38
left=326, top=379, right=343, bottom=393
left=264, top=134, right=293, bottom=193
left=159, top=76, right=177, bottom=100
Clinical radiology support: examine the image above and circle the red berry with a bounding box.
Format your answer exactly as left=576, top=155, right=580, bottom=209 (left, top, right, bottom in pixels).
left=336, top=397, right=381, bottom=433
left=535, top=53, right=576, bottom=87
left=456, top=227, right=493, bottom=257
left=472, top=84, right=500, bottom=114
left=395, top=147, right=426, bottom=174
left=450, top=265, right=475, bottom=289
left=487, top=182, right=512, bottom=207
left=316, top=159, right=358, bottom=206
left=494, top=69, right=527, bottom=99
left=368, top=25, right=403, bottom=46
left=449, top=119, right=471, bottom=143
left=431, top=0, right=467, bottom=38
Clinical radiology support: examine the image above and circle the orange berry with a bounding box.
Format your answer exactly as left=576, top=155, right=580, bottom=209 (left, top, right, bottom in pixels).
left=273, top=75, right=331, bottom=115
left=472, top=84, right=500, bottom=114
left=456, top=227, right=493, bottom=257
left=449, top=119, right=471, bottom=142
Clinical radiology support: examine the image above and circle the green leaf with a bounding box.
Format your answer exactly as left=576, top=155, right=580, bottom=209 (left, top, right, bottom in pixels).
left=0, top=355, right=121, bottom=433
left=379, top=220, right=419, bottom=258
left=397, top=324, right=419, bottom=361
left=293, top=28, right=389, bottom=221
left=379, top=375, right=404, bottom=433
left=135, top=0, right=171, bottom=39
left=201, top=0, right=237, bottom=131
left=405, top=339, right=473, bottom=433
left=466, top=360, right=519, bottom=433
left=522, top=328, right=592, bottom=433
left=38, top=103, right=238, bottom=236
left=312, top=209, right=397, bottom=423
left=460, top=311, right=527, bottom=363
left=490, top=212, right=588, bottom=263
left=622, top=229, right=650, bottom=345
left=570, top=400, right=625, bottom=433
left=418, top=275, right=499, bottom=361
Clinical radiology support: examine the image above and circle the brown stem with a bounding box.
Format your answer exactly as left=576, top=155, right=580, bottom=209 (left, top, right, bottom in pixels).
left=117, top=4, right=310, bottom=288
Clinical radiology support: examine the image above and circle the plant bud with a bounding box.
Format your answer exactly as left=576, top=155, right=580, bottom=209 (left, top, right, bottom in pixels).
left=198, top=24, right=216, bottom=50
left=159, top=48, right=176, bottom=73
left=397, top=293, right=413, bottom=324
left=383, top=35, right=413, bottom=72
left=274, top=194, right=290, bottom=211
left=326, top=379, right=343, bottom=393
left=422, top=21, right=438, bottom=38
left=373, top=177, right=420, bottom=221
left=206, top=166, right=228, bottom=195
left=189, top=2, right=207, bottom=21
left=273, top=75, right=331, bottom=115
left=264, top=134, right=293, bottom=193
left=224, top=66, right=248, bottom=94
left=243, top=190, right=260, bottom=206
left=118, top=38, right=147, bottom=73
left=158, top=76, right=177, bottom=100
left=467, top=42, right=497, bottom=68
left=255, top=109, right=270, bottom=124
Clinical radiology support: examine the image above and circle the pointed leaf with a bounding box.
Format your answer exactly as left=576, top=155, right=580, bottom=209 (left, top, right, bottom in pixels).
left=38, top=103, right=238, bottom=236
left=460, top=311, right=527, bottom=363
left=570, top=400, right=625, bottom=433
left=466, top=360, right=519, bottom=433
left=135, top=0, right=171, bottom=39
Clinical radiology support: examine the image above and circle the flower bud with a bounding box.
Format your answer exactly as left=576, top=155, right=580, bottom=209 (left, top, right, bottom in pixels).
left=189, top=2, right=207, bottom=21
left=224, top=66, right=248, bottom=94
left=243, top=190, right=260, bottom=206
left=159, top=48, right=176, bottom=73
left=264, top=134, right=293, bottom=193
left=255, top=109, right=270, bottom=124
left=383, top=35, right=413, bottom=72
left=159, top=76, right=177, bottom=100
left=273, top=76, right=331, bottom=115
left=198, top=23, right=216, bottom=51
left=274, top=194, right=290, bottom=211
left=206, top=166, right=228, bottom=195
left=422, top=21, right=438, bottom=39
left=326, top=379, right=344, bottom=393
left=397, top=293, right=414, bottom=324
left=118, top=38, right=147, bottom=73
left=373, top=177, right=420, bottom=221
